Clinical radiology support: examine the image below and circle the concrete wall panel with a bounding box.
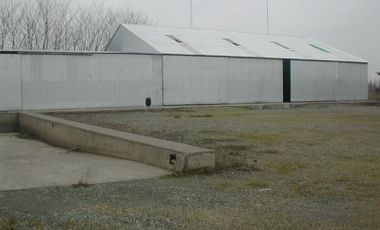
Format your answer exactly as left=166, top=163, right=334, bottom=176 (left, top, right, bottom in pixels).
left=163, top=55, right=283, bottom=105
left=228, top=58, right=283, bottom=103
left=336, top=63, right=368, bottom=101
left=163, top=55, right=229, bottom=105
left=292, top=60, right=368, bottom=102
left=291, top=60, right=337, bottom=102
left=0, top=55, right=22, bottom=111
left=0, top=54, right=162, bottom=111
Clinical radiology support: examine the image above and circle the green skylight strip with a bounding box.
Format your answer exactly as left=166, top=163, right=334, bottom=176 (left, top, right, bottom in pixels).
left=271, top=41, right=290, bottom=50
left=309, top=44, right=330, bottom=53
left=223, top=38, right=241, bottom=47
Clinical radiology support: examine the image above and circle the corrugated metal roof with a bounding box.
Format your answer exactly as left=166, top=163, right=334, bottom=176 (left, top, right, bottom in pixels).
left=121, top=24, right=366, bottom=63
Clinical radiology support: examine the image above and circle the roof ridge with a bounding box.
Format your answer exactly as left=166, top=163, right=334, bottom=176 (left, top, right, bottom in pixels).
left=121, top=24, right=308, bottom=39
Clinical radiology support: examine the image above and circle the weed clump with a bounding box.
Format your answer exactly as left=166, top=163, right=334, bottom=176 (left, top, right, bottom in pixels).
left=72, top=170, right=91, bottom=188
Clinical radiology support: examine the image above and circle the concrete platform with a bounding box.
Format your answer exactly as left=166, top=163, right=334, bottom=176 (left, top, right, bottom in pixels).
left=0, top=133, right=170, bottom=191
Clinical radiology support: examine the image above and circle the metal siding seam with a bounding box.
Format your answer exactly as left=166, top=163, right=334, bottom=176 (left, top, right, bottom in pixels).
left=227, top=57, right=231, bottom=103
left=335, top=62, right=338, bottom=101
left=161, top=55, right=165, bottom=106
left=20, top=55, right=24, bottom=110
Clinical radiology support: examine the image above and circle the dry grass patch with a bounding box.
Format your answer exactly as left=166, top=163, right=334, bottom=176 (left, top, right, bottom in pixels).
left=275, top=162, right=307, bottom=175
left=217, top=179, right=268, bottom=190
left=237, top=132, right=283, bottom=145
left=72, top=170, right=91, bottom=188
left=189, top=114, right=213, bottom=118
left=0, top=217, right=44, bottom=230
left=244, top=180, right=268, bottom=189
left=258, top=149, right=280, bottom=154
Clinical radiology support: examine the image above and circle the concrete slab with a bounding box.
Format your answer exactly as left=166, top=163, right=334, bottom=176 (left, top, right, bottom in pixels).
left=0, top=133, right=170, bottom=191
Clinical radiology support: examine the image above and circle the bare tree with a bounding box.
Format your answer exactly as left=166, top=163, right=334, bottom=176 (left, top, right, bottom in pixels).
left=120, top=8, right=150, bottom=24
left=20, top=1, right=40, bottom=50
left=8, top=2, right=24, bottom=49
left=0, top=0, right=151, bottom=51
left=369, top=77, right=380, bottom=101
left=0, top=0, right=20, bottom=49
left=375, top=78, right=380, bottom=101
left=50, top=0, right=73, bottom=50
left=0, top=1, right=9, bottom=49
left=35, top=0, right=53, bottom=50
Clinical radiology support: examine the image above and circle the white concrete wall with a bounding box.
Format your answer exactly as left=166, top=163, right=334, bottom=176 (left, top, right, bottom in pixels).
left=0, top=54, right=162, bottom=111
left=162, top=55, right=283, bottom=105
left=291, top=61, right=337, bottom=102
left=228, top=58, right=283, bottom=103
left=336, top=62, right=368, bottom=101
left=0, top=54, right=22, bottom=111
left=0, top=53, right=369, bottom=111
left=291, top=60, right=368, bottom=102
left=163, top=56, right=228, bottom=105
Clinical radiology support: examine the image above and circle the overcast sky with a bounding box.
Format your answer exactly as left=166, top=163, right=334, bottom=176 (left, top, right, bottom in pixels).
left=77, top=0, right=380, bottom=81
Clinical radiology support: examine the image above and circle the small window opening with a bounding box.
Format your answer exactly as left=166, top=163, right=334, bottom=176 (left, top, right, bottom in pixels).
left=145, top=97, right=152, bottom=107
left=271, top=41, right=291, bottom=50
left=223, top=38, right=241, bottom=46
left=308, top=44, right=330, bottom=53
left=166, top=35, right=183, bottom=43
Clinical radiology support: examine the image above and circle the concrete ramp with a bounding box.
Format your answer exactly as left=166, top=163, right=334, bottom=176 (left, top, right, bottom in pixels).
left=19, top=112, right=215, bottom=172
left=0, top=133, right=170, bottom=191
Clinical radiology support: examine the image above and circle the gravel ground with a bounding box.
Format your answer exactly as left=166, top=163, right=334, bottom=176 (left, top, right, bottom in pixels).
left=1, top=104, right=379, bottom=229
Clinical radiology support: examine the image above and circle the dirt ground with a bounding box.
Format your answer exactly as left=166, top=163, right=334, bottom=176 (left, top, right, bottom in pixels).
left=1, top=104, right=380, bottom=229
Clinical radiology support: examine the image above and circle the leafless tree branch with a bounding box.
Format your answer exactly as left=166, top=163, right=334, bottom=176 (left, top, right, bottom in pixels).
left=0, top=0, right=151, bottom=51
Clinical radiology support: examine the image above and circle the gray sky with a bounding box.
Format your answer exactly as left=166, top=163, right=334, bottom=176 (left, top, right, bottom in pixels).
left=78, top=0, right=380, bottom=81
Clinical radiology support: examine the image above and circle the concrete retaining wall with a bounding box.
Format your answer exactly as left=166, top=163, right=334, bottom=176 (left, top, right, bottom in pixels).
left=19, top=112, right=215, bottom=172
left=0, top=112, right=18, bottom=132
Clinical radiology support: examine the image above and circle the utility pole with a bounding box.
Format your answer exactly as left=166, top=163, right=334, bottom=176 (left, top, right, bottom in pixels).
left=266, top=0, right=270, bottom=34
left=190, top=0, right=193, bottom=28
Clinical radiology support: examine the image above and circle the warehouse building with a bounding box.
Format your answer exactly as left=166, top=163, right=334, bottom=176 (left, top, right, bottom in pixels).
left=0, top=24, right=368, bottom=111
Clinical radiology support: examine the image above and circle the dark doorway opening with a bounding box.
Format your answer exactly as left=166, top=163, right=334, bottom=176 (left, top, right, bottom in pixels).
left=145, top=97, right=152, bottom=107
left=283, top=59, right=291, bottom=103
